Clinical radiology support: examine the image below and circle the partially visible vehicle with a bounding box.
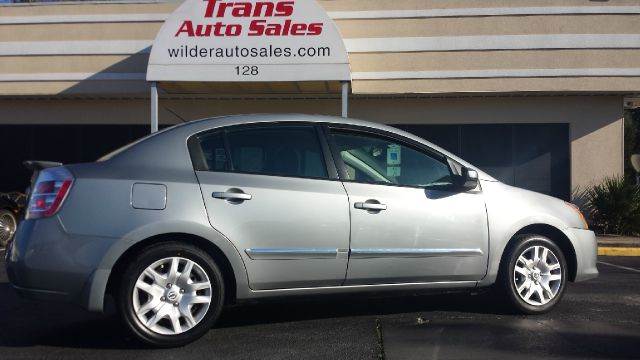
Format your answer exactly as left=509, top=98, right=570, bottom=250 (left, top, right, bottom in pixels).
left=0, top=192, right=25, bottom=248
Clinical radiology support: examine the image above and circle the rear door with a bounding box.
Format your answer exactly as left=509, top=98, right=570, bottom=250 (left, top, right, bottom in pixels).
left=191, top=123, right=350, bottom=290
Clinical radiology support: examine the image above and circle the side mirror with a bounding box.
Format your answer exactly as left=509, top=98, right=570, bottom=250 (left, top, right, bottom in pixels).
left=457, top=167, right=479, bottom=191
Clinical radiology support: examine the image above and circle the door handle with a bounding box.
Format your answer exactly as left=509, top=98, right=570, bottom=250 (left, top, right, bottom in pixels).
left=212, top=191, right=252, bottom=201
left=354, top=201, right=387, bottom=211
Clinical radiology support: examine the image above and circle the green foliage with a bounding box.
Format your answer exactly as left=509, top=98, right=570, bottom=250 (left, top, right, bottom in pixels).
left=580, top=176, right=640, bottom=235
left=624, top=109, right=640, bottom=181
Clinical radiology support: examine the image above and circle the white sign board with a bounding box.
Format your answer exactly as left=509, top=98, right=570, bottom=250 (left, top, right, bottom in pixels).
left=147, top=0, right=351, bottom=82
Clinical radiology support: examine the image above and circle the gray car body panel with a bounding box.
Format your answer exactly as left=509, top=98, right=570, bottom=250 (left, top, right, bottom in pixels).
left=342, top=181, right=489, bottom=284
left=476, top=180, right=597, bottom=286
left=6, top=114, right=597, bottom=312
left=196, top=170, right=351, bottom=290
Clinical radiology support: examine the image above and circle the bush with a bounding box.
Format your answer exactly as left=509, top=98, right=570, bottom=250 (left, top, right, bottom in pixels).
left=580, top=176, right=640, bottom=236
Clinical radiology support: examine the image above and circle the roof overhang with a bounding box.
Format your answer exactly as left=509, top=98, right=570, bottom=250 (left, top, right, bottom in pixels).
left=147, top=0, right=351, bottom=83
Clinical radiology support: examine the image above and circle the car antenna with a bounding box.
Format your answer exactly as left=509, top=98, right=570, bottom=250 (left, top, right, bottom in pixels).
left=163, top=106, right=188, bottom=123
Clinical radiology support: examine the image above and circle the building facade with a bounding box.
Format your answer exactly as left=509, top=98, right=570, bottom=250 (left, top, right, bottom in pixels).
left=1, top=0, right=639, bottom=200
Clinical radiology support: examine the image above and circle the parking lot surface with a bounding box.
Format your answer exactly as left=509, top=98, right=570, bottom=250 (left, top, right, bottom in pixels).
left=1, top=250, right=638, bottom=360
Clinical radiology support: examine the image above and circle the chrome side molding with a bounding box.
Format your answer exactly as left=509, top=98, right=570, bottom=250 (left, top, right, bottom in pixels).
left=249, top=280, right=478, bottom=298
left=245, top=248, right=342, bottom=260
left=245, top=248, right=483, bottom=260
left=350, top=248, right=483, bottom=259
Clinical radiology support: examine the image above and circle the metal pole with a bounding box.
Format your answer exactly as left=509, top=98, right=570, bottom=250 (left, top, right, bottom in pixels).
left=150, top=81, right=159, bottom=133
left=341, top=81, right=349, bottom=118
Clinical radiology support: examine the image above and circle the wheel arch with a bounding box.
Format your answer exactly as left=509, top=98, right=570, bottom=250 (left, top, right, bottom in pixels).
left=502, top=223, right=578, bottom=282
left=105, top=232, right=239, bottom=307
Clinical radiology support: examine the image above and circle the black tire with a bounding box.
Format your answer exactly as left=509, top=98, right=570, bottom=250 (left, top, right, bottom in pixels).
left=117, top=241, right=225, bottom=347
left=0, top=209, right=17, bottom=248
left=497, top=234, right=568, bottom=314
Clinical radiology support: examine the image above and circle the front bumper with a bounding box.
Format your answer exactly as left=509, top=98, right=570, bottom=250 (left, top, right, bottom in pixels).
left=565, top=228, right=599, bottom=282
left=5, top=217, right=115, bottom=309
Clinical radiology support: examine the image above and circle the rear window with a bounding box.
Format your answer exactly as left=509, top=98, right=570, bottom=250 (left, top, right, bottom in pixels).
left=189, top=124, right=328, bottom=179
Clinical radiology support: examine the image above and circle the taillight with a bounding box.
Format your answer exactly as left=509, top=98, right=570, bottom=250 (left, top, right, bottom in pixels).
left=26, top=167, right=73, bottom=219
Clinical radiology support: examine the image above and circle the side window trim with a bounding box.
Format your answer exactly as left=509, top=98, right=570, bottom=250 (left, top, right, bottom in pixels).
left=321, top=125, right=351, bottom=181
left=315, top=125, right=340, bottom=180
left=221, top=129, right=235, bottom=172
left=325, top=125, right=454, bottom=188
left=187, top=134, right=209, bottom=171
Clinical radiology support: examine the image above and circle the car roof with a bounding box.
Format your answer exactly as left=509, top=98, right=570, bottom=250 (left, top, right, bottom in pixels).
left=175, top=113, right=402, bottom=134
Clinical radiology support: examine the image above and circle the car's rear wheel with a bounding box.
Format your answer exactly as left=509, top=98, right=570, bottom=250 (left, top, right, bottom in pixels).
left=0, top=209, right=17, bottom=248
left=498, top=234, right=567, bottom=314
left=117, top=242, right=224, bottom=347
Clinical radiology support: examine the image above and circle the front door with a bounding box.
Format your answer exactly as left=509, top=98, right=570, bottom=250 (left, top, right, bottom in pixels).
left=192, top=124, right=350, bottom=290
left=327, top=128, right=489, bottom=285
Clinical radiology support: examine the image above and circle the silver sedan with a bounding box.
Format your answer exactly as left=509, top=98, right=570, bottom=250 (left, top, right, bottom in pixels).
left=6, top=114, right=598, bottom=347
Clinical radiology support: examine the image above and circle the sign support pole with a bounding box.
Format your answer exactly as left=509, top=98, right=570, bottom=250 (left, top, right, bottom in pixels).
left=341, top=81, right=349, bottom=118
left=150, top=82, right=159, bottom=133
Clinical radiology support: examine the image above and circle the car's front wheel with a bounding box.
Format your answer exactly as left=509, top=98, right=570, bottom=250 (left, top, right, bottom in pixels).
left=117, top=242, right=225, bottom=347
left=498, top=234, right=567, bottom=314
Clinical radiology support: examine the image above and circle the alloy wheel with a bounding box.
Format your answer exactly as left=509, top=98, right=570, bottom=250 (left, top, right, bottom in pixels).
left=0, top=211, right=17, bottom=247
left=133, top=257, right=212, bottom=335
left=513, top=245, right=562, bottom=306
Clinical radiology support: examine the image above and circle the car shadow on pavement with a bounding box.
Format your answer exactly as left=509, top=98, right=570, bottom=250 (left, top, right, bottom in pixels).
left=216, top=290, right=508, bottom=328
left=2, top=277, right=639, bottom=359
left=0, top=282, right=139, bottom=349
left=0, top=278, right=506, bottom=350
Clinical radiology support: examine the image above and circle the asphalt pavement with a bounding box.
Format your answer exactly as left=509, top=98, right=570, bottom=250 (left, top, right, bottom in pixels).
left=1, top=248, right=639, bottom=359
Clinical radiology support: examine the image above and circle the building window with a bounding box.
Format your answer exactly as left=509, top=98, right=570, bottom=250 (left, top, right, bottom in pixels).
left=396, top=123, right=570, bottom=200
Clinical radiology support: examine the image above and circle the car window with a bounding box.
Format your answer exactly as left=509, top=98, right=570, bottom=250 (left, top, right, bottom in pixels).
left=330, top=130, right=453, bottom=187
left=193, top=125, right=328, bottom=179
left=197, top=131, right=230, bottom=171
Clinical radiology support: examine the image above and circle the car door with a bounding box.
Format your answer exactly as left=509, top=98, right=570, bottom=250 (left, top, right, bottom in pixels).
left=190, top=123, right=350, bottom=290
left=326, top=126, right=489, bottom=285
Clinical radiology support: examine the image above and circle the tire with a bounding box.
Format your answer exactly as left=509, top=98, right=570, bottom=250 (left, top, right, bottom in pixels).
left=0, top=209, right=17, bottom=248
left=497, top=234, right=568, bottom=314
left=117, top=242, right=225, bottom=347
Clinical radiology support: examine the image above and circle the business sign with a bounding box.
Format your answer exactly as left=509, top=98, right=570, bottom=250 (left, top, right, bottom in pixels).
left=147, top=0, right=351, bottom=82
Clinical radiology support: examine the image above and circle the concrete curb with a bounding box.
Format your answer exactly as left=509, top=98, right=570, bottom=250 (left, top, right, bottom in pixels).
left=598, top=247, right=640, bottom=256
left=597, top=236, right=640, bottom=256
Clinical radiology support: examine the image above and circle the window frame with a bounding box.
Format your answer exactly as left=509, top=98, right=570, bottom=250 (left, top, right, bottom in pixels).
left=187, top=122, right=339, bottom=181
left=323, top=124, right=456, bottom=189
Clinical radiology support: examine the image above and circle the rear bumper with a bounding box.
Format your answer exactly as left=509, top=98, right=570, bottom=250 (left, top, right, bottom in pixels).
left=9, top=282, right=69, bottom=302
left=5, top=217, right=114, bottom=310
left=565, top=228, right=599, bottom=282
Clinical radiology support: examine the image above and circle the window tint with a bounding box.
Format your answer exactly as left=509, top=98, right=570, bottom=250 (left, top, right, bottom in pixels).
left=330, top=130, right=452, bottom=187
left=198, top=131, right=230, bottom=171
left=193, top=125, right=328, bottom=179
